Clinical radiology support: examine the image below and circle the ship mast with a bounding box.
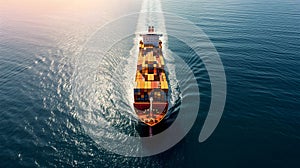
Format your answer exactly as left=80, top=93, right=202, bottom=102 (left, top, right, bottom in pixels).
left=149, top=97, right=153, bottom=136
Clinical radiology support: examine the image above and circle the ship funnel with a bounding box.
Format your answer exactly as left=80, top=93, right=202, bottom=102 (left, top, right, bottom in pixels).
left=148, top=26, right=155, bottom=33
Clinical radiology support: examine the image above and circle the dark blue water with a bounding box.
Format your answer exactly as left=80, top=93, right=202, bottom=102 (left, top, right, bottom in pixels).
left=1, top=0, right=299, bottom=167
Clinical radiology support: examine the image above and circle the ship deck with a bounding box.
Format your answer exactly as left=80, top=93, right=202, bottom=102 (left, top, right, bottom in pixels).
left=133, top=41, right=169, bottom=127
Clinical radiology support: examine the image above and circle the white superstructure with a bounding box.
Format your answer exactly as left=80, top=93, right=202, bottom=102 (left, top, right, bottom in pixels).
left=140, top=26, right=162, bottom=47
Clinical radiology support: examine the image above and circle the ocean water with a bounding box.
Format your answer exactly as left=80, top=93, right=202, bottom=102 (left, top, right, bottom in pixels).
left=0, top=0, right=299, bottom=167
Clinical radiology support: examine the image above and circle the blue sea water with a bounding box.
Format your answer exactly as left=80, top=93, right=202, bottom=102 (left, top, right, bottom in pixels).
left=0, top=0, right=299, bottom=167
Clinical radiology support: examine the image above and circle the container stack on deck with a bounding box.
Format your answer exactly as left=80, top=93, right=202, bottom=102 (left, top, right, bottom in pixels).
left=133, top=27, right=168, bottom=126
left=134, top=44, right=168, bottom=103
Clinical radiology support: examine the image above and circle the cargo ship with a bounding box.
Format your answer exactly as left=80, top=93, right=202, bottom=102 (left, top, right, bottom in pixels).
left=133, top=26, right=169, bottom=129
